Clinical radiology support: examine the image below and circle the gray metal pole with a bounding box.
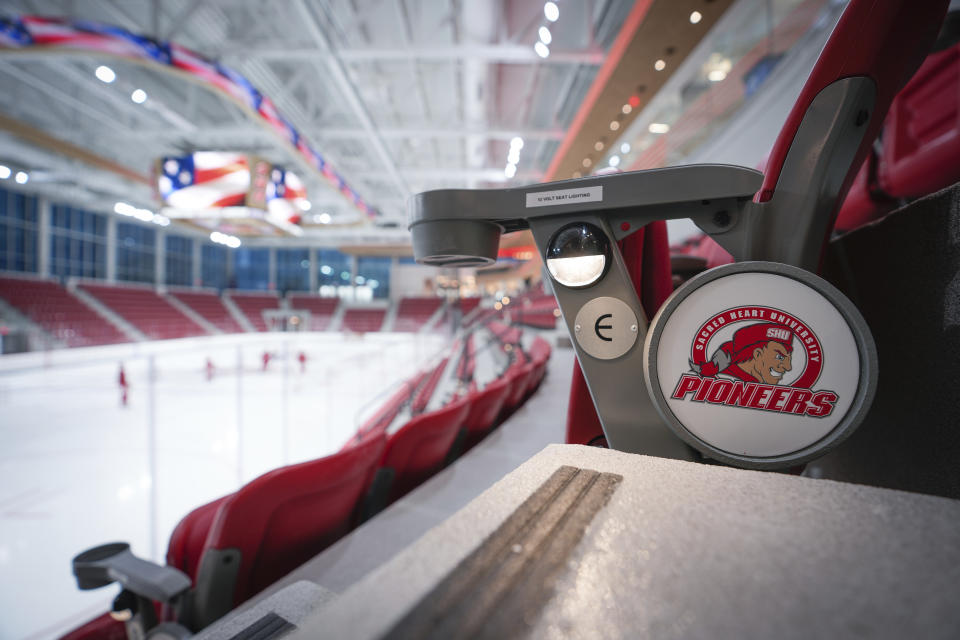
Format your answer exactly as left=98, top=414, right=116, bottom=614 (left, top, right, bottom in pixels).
left=147, top=355, right=158, bottom=562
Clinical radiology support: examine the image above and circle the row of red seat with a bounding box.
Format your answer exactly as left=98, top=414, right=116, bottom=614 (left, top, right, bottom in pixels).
left=0, top=276, right=128, bottom=347
left=393, top=296, right=444, bottom=332
left=79, top=284, right=207, bottom=340
left=64, top=316, right=554, bottom=639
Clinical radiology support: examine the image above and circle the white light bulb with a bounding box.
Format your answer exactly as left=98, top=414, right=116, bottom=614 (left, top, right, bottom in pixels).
left=95, top=65, right=116, bottom=83
left=131, top=89, right=147, bottom=104
left=538, top=26, right=552, bottom=45
left=690, top=11, right=703, bottom=24
left=534, top=41, right=550, bottom=58
left=544, top=2, right=559, bottom=22
left=14, top=171, right=28, bottom=184
left=0, top=165, right=10, bottom=180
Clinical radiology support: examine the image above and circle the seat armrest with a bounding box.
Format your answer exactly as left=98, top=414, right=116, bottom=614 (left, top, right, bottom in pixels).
left=73, top=542, right=191, bottom=603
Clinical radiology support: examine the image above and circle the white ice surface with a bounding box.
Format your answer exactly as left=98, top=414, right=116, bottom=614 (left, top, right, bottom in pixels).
left=0, top=331, right=447, bottom=640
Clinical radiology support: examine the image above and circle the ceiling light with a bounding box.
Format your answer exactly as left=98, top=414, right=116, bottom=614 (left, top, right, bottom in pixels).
left=504, top=163, right=517, bottom=178
left=610, top=121, right=620, bottom=131
left=622, top=104, right=632, bottom=114
left=0, top=165, right=10, bottom=180
left=620, top=142, right=631, bottom=154
left=690, top=11, right=703, bottom=24
left=708, top=69, right=727, bottom=82
left=507, top=149, right=521, bottom=164
left=95, top=65, right=116, bottom=83
left=594, top=141, right=604, bottom=151
left=14, top=171, right=28, bottom=184
left=654, top=59, right=666, bottom=71
left=299, top=200, right=312, bottom=211
left=649, top=122, right=670, bottom=134
left=320, top=265, right=333, bottom=275
left=318, top=212, right=331, bottom=224
left=534, top=41, right=550, bottom=58
left=544, top=2, right=559, bottom=22
left=131, top=89, right=147, bottom=104
left=609, top=155, right=620, bottom=167
left=538, top=26, right=552, bottom=45
left=510, top=136, right=524, bottom=149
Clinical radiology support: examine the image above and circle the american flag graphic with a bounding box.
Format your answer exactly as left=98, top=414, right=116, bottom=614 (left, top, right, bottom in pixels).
left=0, top=14, right=378, bottom=218
left=158, top=152, right=250, bottom=210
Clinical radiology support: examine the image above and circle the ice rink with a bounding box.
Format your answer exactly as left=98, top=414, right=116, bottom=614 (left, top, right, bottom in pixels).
left=0, top=331, right=448, bottom=640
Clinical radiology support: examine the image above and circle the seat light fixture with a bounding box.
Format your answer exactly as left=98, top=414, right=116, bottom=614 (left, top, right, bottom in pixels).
left=546, top=223, right=611, bottom=288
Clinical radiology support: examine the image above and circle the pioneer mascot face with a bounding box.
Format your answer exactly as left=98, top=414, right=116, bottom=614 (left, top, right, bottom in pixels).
left=690, top=322, right=795, bottom=385
left=742, top=340, right=793, bottom=384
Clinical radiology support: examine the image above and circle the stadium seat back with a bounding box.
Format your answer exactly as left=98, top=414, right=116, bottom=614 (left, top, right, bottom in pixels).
left=380, top=397, right=471, bottom=502
left=190, top=432, right=386, bottom=626
left=462, top=376, right=511, bottom=436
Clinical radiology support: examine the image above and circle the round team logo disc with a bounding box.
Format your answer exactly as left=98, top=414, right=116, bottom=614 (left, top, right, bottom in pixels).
left=643, top=261, right=877, bottom=469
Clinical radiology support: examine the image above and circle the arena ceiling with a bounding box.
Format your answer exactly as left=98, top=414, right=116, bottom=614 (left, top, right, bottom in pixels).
left=0, top=0, right=638, bottom=243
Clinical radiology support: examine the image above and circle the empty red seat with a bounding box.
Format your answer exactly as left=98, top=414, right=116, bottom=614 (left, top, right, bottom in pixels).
left=80, top=283, right=207, bottom=340
left=287, top=294, right=339, bottom=331
left=64, top=433, right=386, bottom=636
left=379, top=397, right=471, bottom=503
left=460, top=377, right=512, bottom=450
left=170, top=291, right=244, bottom=334
left=879, top=43, right=960, bottom=200
left=226, top=293, right=278, bottom=332
left=393, top=297, right=444, bottom=332
left=341, top=308, right=386, bottom=332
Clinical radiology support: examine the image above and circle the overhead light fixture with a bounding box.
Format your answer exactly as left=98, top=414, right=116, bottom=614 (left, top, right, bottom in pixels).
left=572, top=171, right=582, bottom=178
left=318, top=212, right=332, bottom=224
left=534, top=41, right=550, bottom=58
left=582, top=158, right=592, bottom=168
left=510, top=136, right=525, bottom=150
left=622, top=104, right=632, bottom=114
left=649, top=123, right=670, bottom=134
left=690, top=11, right=703, bottom=24
left=131, top=89, right=147, bottom=104
left=508, top=148, right=521, bottom=164
left=544, top=2, right=559, bottom=22
left=0, top=165, right=10, bottom=180
left=14, top=171, right=28, bottom=184
left=504, top=163, right=517, bottom=178
left=609, top=155, right=621, bottom=167
left=210, top=231, right=241, bottom=248
left=95, top=65, right=116, bottom=83
left=299, top=200, right=312, bottom=211
left=654, top=59, right=666, bottom=71
left=538, top=26, right=552, bottom=45
left=594, top=141, right=604, bottom=151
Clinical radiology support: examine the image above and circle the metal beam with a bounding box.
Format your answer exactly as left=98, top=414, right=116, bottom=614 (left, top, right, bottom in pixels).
left=227, top=45, right=605, bottom=65
left=292, top=0, right=408, bottom=198
left=89, top=125, right=566, bottom=142
left=354, top=167, right=544, bottom=181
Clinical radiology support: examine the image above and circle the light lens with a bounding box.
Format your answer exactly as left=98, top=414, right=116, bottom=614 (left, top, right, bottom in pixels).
left=546, top=223, right=610, bottom=288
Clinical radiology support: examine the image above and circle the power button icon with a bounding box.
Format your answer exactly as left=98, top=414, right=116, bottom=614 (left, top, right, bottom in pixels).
left=573, top=297, right=639, bottom=360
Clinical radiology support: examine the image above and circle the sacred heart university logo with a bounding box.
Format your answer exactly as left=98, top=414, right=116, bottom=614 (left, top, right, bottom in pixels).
left=670, top=306, right=839, bottom=418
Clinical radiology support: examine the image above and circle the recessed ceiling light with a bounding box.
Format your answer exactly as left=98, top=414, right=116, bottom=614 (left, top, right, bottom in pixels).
left=15, top=171, right=28, bottom=184
left=95, top=65, right=116, bottom=83
left=649, top=123, right=670, bottom=134
left=544, top=2, right=559, bottom=22
left=622, top=104, right=632, bottom=114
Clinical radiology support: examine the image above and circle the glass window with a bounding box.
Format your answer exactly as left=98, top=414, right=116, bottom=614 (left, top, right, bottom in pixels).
left=116, top=222, right=156, bottom=283
left=276, top=248, right=309, bottom=292
left=49, top=204, right=108, bottom=279
left=0, top=187, right=38, bottom=273
left=316, top=248, right=351, bottom=294
left=165, top=235, right=193, bottom=287
left=201, top=244, right=228, bottom=290
left=357, top=256, right=391, bottom=299
left=234, top=247, right=270, bottom=291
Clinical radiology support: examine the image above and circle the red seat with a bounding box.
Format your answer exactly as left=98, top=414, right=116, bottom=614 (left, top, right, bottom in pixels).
left=380, top=397, right=471, bottom=503
left=63, top=434, right=386, bottom=636
left=460, top=377, right=512, bottom=450
left=879, top=43, right=960, bottom=201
